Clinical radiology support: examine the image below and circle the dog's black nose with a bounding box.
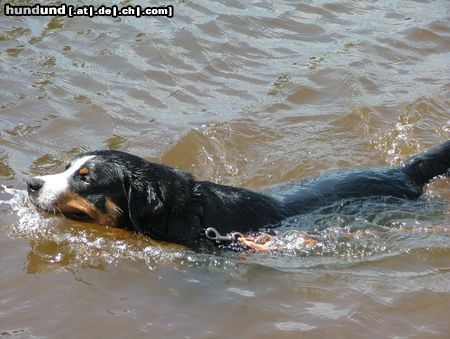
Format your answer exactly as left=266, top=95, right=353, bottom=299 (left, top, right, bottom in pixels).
left=26, top=177, right=44, bottom=193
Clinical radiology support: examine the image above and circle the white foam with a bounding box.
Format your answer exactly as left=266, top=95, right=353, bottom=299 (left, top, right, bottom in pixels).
left=0, top=185, right=185, bottom=268
left=1, top=185, right=49, bottom=232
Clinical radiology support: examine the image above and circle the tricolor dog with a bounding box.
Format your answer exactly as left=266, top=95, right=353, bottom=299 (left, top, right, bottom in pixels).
left=26, top=141, right=450, bottom=248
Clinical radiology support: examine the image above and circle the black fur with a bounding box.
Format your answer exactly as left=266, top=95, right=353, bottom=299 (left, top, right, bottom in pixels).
left=29, top=141, right=450, bottom=248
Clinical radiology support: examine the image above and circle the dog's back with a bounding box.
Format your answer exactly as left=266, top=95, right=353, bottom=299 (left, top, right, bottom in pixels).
left=281, top=140, right=450, bottom=214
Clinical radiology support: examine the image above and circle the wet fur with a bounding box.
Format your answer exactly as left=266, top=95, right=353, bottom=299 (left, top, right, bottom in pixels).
left=27, top=141, right=450, bottom=248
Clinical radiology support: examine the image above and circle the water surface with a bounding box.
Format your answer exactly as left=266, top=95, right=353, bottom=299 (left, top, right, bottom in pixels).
left=1, top=0, right=450, bottom=337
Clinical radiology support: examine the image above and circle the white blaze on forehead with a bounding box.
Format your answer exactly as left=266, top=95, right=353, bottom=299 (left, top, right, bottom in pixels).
left=35, top=155, right=95, bottom=210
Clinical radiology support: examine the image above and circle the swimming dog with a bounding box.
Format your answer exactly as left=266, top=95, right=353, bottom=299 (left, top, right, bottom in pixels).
left=26, top=141, right=450, bottom=248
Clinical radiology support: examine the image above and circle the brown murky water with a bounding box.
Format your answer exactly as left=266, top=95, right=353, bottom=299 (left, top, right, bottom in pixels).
left=1, top=0, right=450, bottom=338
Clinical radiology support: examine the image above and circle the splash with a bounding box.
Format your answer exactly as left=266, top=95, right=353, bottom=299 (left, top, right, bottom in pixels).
left=1, top=185, right=50, bottom=233
left=226, top=226, right=388, bottom=259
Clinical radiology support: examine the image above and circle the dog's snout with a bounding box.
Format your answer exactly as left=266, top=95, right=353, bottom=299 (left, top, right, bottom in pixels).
left=26, top=177, right=44, bottom=193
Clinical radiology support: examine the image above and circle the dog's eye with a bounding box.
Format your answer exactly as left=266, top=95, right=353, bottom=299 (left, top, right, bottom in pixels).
left=79, top=174, right=95, bottom=184
left=80, top=175, right=95, bottom=184
left=78, top=167, right=92, bottom=183
left=78, top=173, right=95, bottom=184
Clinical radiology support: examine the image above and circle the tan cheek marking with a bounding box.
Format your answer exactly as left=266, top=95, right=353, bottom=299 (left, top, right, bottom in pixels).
left=79, top=167, right=89, bottom=175
left=105, top=198, right=123, bottom=227
left=55, top=192, right=122, bottom=226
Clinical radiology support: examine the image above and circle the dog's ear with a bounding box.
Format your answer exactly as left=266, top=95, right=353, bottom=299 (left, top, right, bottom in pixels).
left=123, top=174, right=165, bottom=234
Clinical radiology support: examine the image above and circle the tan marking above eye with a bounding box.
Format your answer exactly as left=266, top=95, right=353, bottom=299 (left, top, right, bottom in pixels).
left=79, top=167, right=89, bottom=175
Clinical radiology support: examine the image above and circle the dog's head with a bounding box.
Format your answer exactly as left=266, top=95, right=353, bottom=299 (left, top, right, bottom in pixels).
left=26, top=150, right=188, bottom=236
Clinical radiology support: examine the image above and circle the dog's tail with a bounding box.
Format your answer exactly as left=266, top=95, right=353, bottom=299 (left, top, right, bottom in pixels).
left=402, top=140, right=450, bottom=187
